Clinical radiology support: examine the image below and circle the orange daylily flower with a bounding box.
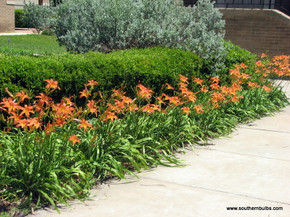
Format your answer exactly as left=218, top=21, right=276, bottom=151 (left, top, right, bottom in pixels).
left=86, top=80, right=99, bottom=88
left=181, top=106, right=191, bottom=115
left=141, top=104, right=160, bottom=114
left=44, top=123, right=55, bottom=135
left=193, top=105, right=204, bottom=113
left=210, top=82, right=220, bottom=90
left=15, top=91, right=31, bottom=103
left=240, top=73, right=251, bottom=80
left=200, top=86, right=208, bottom=93
left=54, top=117, right=67, bottom=127
left=263, top=85, right=272, bottom=92
left=104, top=111, right=118, bottom=122
left=126, top=103, right=139, bottom=113
left=80, top=88, right=91, bottom=99
left=69, top=135, right=81, bottom=145
left=53, top=102, right=75, bottom=116
left=45, top=79, right=60, bottom=90
left=211, top=77, right=219, bottom=83
left=167, top=96, right=181, bottom=106
left=27, top=117, right=42, bottom=130
left=87, top=100, right=98, bottom=114
left=9, top=112, right=23, bottom=125
left=19, top=104, right=34, bottom=118
left=78, top=119, right=92, bottom=131
left=230, top=94, right=244, bottom=103
left=247, top=81, right=259, bottom=89
left=36, top=93, right=52, bottom=106
left=211, top=92, right=225, bottom=103
left=0, top=98, right=19, bottom=113
left=112, top=88, right=125, bottom=99
left=137, top=84, right=153, bottom=100
left=179, top=75, right=189, bottom=83
left=122, top=96, right=134, bottom=104
left=165, top=83, right=174, bottom=90
left=193, top=77, right=203, bottom=85
left=15, top=119, right=29, bottom=129
left=261, top=53, right=267, bottom=58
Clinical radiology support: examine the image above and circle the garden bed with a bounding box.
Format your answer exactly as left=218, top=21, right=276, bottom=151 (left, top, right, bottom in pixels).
left=0, top=51, right=289, bottom=216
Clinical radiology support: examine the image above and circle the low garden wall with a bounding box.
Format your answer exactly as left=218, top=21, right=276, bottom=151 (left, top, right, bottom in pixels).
left=220, top=9, right=290, bottom=56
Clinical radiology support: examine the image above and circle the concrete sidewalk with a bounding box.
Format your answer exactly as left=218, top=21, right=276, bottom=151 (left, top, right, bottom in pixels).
left=31, top=82, right=290, bottom=217
left=0, top=28, right=36, bottom=36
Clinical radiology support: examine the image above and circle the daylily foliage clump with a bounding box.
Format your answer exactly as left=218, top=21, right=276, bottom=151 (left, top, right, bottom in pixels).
left=0, top=54, right=289, bottom=211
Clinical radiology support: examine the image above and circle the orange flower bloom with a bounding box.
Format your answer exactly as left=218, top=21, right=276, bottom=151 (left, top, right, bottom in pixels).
left=53, top=102, right=74, bottom=116
left=261, top=53, right=267, bottom=58
left=36, top=93, right=52, bottom=105
left=126, top=103, right=139, bottom=113
left=240, top=73, right=251, bottom=80
left=167, top=96, right=181, bottom=106
left=200, top=86, right=208, bottom=93
left=19, top=104, right=35, bottom=118
left=193, top=105, right=204, bottom=113
left=63, top=97, right=74, bottom=106
left=9, top=112, right=23, bottom=125
left=137, top=84, right=153, bottom=100
left=211, top=77, right=219, bottom=83
left=179, top=75, right=189, bottom=83
left=141, top=104, right=160, bottom=114
left=87, top=100, right=98, bottom=114
left=54, top=117, right=67, bottom=127
left=44, top=123, right=55, bottom=135
left=112, top=88, right=125, bottom=99
left=181, top=106, right=191, bottom=115
left=255, top=61, right=264, bottom=68
left=211, top=92, right=225, bottom=103
left=15, top=119, right=29, bottom=129
left=27, top=117, right=42, bottom=130
left=78, top=119, right=92, bottom=131
left=15, top=91, right=31, bottom=103
left=247, top=81, right=259, bottom=89
left=122, top=96, right=134, bottom=104
left=86, top=80, right=99, bottom=88
left=263, top=85, right=272, bottom=92
left=210, top=82, right=220, bottom=91
left=104, top=111, right=118, bottom=122
left=0, top=98, right=19, bottom=113
left=45, top=79, right=60, bottom=90
left=165, top=83, right=174, bottom=90
left=193, top=77, right=203, bottom=85
left=69, top=135, right=81, bottom=145
left=230, top=94, right=243, bottom=103
left=80, top=88, right=91, bottom=99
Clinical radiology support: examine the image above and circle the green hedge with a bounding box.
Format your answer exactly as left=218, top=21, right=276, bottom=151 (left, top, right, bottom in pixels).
left=15, top=9, right=28, bottom=28
left=0, top=47, right=202, bottom=100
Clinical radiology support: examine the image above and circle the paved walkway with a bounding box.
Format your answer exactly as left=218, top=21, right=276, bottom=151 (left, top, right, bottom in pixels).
left=0, top=28, right=36, bottom=36
left=30, top=81, right=290, bottom=217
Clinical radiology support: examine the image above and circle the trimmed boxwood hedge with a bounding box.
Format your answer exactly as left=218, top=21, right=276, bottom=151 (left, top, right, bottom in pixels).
left=0, top=47, right=202, bottom=100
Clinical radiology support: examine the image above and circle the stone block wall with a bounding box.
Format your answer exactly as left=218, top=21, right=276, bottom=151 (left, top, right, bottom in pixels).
left=0, top=0, right=15, bottom=32
left=220, top=9, right=290, bottom=56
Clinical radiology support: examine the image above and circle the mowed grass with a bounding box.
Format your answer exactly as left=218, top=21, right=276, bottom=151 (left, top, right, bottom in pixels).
left=0, top=34, right=67, bottom=55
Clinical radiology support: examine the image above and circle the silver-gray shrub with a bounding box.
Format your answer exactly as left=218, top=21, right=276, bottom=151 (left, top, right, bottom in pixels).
left=23, top=2, right=56, bottom=34
left=53, top=0, right=225, bottom=73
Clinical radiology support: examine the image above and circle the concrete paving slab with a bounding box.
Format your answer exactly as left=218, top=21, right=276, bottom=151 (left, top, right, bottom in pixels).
left=31, top=177, right=290, bottom=217
left=139, top=148, right=290, bottom=205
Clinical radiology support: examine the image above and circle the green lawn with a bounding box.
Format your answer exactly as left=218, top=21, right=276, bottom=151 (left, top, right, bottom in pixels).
left=0, top=34, right=67, bottom=55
